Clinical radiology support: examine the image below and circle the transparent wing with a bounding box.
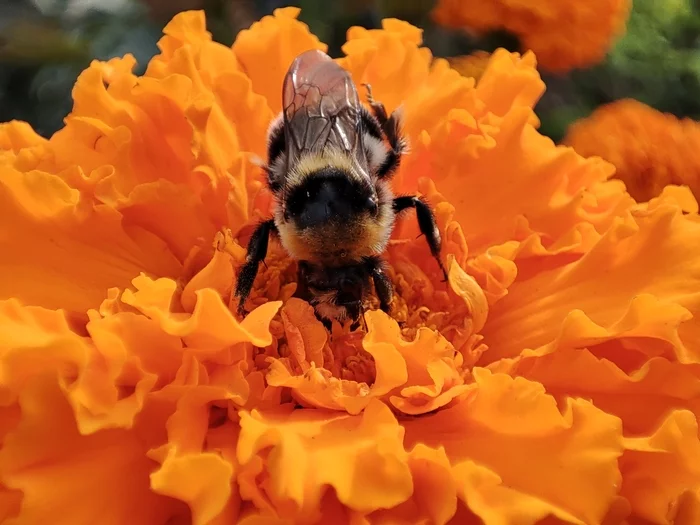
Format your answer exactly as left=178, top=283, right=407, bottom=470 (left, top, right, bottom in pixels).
left=282, top=49, right=368, bottom=174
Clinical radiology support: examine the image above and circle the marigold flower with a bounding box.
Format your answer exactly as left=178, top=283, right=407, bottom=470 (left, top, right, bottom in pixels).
left=564, top=98, right=700, bottom=203
left=432, top=0, right=632, bottom=72
left=2, top=7, right=700, bottom=525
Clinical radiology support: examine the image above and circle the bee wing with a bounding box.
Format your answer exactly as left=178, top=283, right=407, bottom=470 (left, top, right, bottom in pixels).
left=282, top=49, right=368, bottom=174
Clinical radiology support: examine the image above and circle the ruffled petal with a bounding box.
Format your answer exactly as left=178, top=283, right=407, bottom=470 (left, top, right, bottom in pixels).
left=236, top=400, right=413, bottom=519
left=0, top=121, right=48, bottom=171
left=150, top=388, right=239, bottom=525
left=0, top=166, right=181, bottom=313
left=0, top=379, right=187, bottom=524
left=266, top=299, right=407, bottom=414
left=369, top=444, right=459, bottom=525
left=503, top=349, right=700, bottom=437
left=412, top=105, right=625, bottom=256
left=621, top=410, right=700, bottom=524
left=475, top=49, right=544, bottom=123
left=481, top=200, right=700, bottom=364
left=232, top=7, right=327, bottom=114
left=0, top=297, right=167, bottom=438
left=122, top=274, right=280, bottom=351
left=364, top=310, right=469, bottom=415
left=340, top=19, right=442, bottom=120
left=403, top=369, right=624, bottom=525
left=146, top=10, right=242, bottom=89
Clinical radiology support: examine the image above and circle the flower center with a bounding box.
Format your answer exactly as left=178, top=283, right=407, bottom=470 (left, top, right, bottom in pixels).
left=239, top=245, right=476, bottom=383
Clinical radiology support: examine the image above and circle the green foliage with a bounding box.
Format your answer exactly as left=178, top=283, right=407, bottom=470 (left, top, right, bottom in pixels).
left=605, top=0, right=700, bottom=117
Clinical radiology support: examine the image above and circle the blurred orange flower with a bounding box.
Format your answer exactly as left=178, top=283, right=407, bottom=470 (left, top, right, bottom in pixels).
left=564, top=98, right=700, bottom=203
left=432, top=0, right=632, bottom=72
left=2, top=7, right=700, bottom=525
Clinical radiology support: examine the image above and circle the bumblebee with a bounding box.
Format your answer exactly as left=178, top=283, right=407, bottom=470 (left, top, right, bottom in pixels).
left=234, top=49, right=447, bottom=329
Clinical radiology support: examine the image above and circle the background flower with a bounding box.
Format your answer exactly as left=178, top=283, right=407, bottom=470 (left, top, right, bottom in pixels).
left=1, top=7, right=700, bottom=525
left=563, top=98, right=700, bottom=203
left=431, top=0, right=632, bottom=73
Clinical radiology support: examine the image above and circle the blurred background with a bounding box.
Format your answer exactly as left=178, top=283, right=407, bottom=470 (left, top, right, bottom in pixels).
left=2, top=0, right=700, bottom=143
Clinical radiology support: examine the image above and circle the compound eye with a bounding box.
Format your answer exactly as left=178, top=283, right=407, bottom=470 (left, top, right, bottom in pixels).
left=366, top=196, right=378, bottom=215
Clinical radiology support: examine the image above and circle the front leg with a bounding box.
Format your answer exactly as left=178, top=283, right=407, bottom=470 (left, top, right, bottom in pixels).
left=393, top=196, right=448, bottom=282
left=234, top=219, right=276, bottom=316
left=371, top=264, right=394, bottom=314
left=365, top=256, right=394, bottom=314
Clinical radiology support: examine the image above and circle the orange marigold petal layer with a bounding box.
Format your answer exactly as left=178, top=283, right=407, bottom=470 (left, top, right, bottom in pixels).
left=481, top=198, right=700, bottom=365
left=0, top=379, right=187, bottom=524
left=621, top=410, right=700, bottom=524
left=0, top=166, right=181, bottom=313
left=236, top=400, right=413, bottom=520
left=404, top=369, right=623, bottom=525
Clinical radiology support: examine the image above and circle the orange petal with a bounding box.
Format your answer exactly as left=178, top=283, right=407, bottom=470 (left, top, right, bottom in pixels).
left=87, top=306, right=185, bottom=388
left=0, top=121, right=47, bottom=154
left=280, top=298, right=328, bottom=370
left=403, top=369, right=624, bottom=525
left=416, top=105, right=624, bottom=256
left=52, top=52, right=256, bottom=256
left=0, top=482, right=21, bottom=523
left=232, top=7, right=327, bottom=114
left=621, top=410, right=700, bottom=524
left=181, top=247, right=235, bottom=313
left=0, top=299, right=162, bottom=435
left=0, top=166, right=181, bottom=313
left=53, top=56, right=194, bottom=195
left=496, top=292, right=693, bottom=373
left=236, top=400, right=413, bottom=519
left=150, top=387, right=239, bottom=525
left=212, top=70, right=275, bottom=158
left=266, top=306, right=407, bottom=414
left=475, top=48, right=545, bottom=122
left=482, top=202, right=700, bottom=364
left=339, top=19, right=454, bottom=129
left=266, top=360, right=372, bottom=413
left=448, top=258, right=488, bottom=334
left=503, top=348, right=700, bottom=436
left=151, top=452, right=235, bottom=525
left=146, top=10, right=241, bottom=89
left=370, top=444, right=458, bottom=525
left=112, top=180, right=222, bottom=264
left=364, top=310, right=468, bottom=415
left=0, top=379, right=187, bottom=524
left=122, top=274, right=280, bottom=351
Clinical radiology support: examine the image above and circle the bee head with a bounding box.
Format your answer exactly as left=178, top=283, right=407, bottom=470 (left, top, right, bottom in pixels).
left=284, top=167, right=378, bottom=228
left=276, top=164, right=393, bottom=264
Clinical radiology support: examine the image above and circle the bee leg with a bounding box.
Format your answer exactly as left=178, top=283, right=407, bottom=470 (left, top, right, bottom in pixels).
left=320, top=317, right=333, bottom=332
left=292, top=261, right=312, bottom=302
left=370, top=264, right=394, bottom=314
left=351, top=303, right=370, bottom=332
left=362, top=83, right=407, bottom=179
left=393, top=196, right=449, bottom=282
left=234, top=219, right=276, bottom=316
